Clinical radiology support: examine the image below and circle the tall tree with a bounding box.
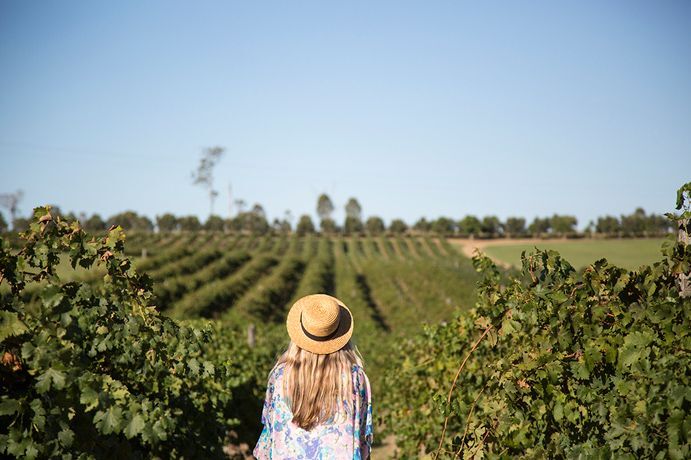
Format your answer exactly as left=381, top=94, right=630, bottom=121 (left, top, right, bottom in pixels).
left=458, top=215, right=482, bottom=237
left=504, top=217, right=526, bottom=238
left=316, top=194, right=334, bottom=221
left=365, top=216, right=385, bottom=235
left=389, top=219, right=408, bottom=234
left=191, top=146, right=225, bottom=216
left=0, top=212, right=7, bottom=233
left=345, top=198, right=362, bottom=220
left=156, top=213, right=179, bottom=232
left=296, top=214, right=316, bottom=236
left=0, top=190, right=23, bottom=229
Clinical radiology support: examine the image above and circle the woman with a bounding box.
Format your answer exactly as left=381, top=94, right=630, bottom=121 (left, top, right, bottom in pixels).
left=253, top=294, right=373, bottom=459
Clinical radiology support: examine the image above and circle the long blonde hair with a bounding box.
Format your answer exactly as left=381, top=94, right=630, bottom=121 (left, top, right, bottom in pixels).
left=275, top=340, right=364, bottom=431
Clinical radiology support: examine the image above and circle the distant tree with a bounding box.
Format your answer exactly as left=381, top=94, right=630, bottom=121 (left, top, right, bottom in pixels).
left=457, top=215, right=482, bottom=238
left=551, top=214, right=578, bottom=236
left=345, top=198, right=362, bottom=220
left=316, top=194, right=334, bottom=221
left=296, top=214, right=316, bottom=236
left=389, top=219, right=408, bottom=234
left=528, top=217, right=551, bottom=237
left=320, top=218, right=338, bottom=234
left=84, top=214, right=107, bottom=233
left=156, top=213, right=179, bottom=232
left=646, top=213, right=671, bottom=235
left=481, top=216, right=503, bottom=238
left=178, top=215, right=202, bottom=232
left=596, top=216, right=620, bottom=235
left=504, top=217, right=526, bottom=238
left=620, top=208, right=647, bottom=237
left=343, top=217, right=363, bottom=235
left=205, top=215, right=225, bottom=232
left=230, top=208, right=269, bottom=234
left=191, top=146, right=225, bottom=216
left=108, top=211, right=154, bottom=232
left=272, top=218, right=291, bottom=234
left=365, top=216, right=385, bottom=235
left=413, top=217, right=431, bottom=233
left=234, top=199, right=246, bottom=214
left=0, top=212, right=7, bottom=232
left=431, top=217, right=456, bottom=236
left=12, top=217, right=30, bottom=232
left=251, top=204, right=266, bottom=220
left=0, top=189, right=23, bottom=227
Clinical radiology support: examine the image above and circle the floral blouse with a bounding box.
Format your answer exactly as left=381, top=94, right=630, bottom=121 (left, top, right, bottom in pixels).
left=253, top=363, right=373, bottom=459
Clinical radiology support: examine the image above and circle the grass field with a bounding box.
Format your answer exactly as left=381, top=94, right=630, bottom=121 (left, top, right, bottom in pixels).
left=481, top=238, right=667, bottom=270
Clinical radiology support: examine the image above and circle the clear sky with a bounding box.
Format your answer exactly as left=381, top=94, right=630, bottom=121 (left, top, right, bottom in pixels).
left=1, top=0, right=690, bottom=228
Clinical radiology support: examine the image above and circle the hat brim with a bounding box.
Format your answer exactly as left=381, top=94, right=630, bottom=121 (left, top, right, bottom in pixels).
left=286, top=295, right=354, bottom=355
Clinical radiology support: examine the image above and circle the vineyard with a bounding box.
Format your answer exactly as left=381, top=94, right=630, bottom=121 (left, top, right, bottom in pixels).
left=1, top=184, right=689, bottom=459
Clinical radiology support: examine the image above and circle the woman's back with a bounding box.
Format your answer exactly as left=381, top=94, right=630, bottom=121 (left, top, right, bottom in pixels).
left=253, top=362, right=373, bottom=459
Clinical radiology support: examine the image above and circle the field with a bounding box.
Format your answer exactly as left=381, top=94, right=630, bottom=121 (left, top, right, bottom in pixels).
left=2, top=212, right=688, bottom=459
left=450, top=237, right=667, bottom=270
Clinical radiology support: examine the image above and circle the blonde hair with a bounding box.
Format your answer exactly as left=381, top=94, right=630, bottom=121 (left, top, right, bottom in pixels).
left=275, top=340, right=364, bottom=431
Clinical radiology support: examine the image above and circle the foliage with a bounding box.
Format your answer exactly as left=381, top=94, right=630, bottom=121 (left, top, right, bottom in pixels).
left=382, top=204, right=690, bottom=458
left=389, top=219, right=408, bottom=234
left=344, top=216, right=364, bottom=236
left=316, top=194, right=334, bottom=221
left=365, top=217, right=385, bottom=235
left=345, top=198, right=362, bottom=220
left=296, top=215, right=316, bottom=236
left=156, top=213, right=178, bottom=232
left=0, top=206, right=259, bottom=458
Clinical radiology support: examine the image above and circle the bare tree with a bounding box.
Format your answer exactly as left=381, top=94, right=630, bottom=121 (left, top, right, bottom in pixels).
left=0, top=190, right=24, bottom=228
left=191, top=146, right=225, bottom=216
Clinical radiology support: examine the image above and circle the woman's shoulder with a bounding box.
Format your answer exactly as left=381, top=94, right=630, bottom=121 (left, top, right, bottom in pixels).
left=350, top=364, right=370, bottom=388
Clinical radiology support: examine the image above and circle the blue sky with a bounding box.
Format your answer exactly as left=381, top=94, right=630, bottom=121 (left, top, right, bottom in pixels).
left=1, top=0, right=690, bottom=228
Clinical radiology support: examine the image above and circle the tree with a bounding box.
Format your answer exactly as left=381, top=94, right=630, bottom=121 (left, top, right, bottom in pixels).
left=504, top=217, right=526, bottom=238
left=108, top=211, right=154, bottom=232
left=343, top=217, right=363, bottom=235
left=365, top=216, right=385, bottom=235
left=551, top=214, right=578, bottom=236
left=345, top=198, right=362, bottom=220
left=596, top=216, right=620, bottom=235
left=316, top=194, right=334, bottom=221
left=0, top=189, right=23, bottom=227
left=431, top=217, right=456, bottom=236
left=0, top=212, right=7, bottom=232
left=389, top=219, right=408, bottom=234
left=191, top=146, right=225, bottom=216
left=12, top=217, right=30, bottom=232
left=178, top=215, right=202, bottom=232
left=481, top=216, right=503, bottom=238
left=84, top=214, right=107, bottom=233
left=457, top=215, right=482, bottom=238
left=205, top=215, right=225, bottom=232
left=320, top=218, right=338, bottom=234
left=528, top=217, right=551, bottom=237
left=156, top=213, right=179, bottom=232
left=413, top=218, right=431, bottom=233
left=296, top=215, right=316, bottom=236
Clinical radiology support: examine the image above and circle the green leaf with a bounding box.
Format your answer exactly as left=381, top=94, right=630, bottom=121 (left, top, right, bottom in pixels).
left=80, top=387, right=99, bottom=412
left=125, top=413, right=146, bottom=439
left=35, top=368, right=66, bottom=393
left=0, top=398, right=20, bottom=416
left=94, top=406, right=123, bottom=435
left=57, top=428, right=74, bottom=447
left=0, top=311, right=28, bottom=341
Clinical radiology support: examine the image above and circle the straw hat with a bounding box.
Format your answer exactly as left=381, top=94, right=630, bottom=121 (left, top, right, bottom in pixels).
left=286, top=294, right=354, bottom=355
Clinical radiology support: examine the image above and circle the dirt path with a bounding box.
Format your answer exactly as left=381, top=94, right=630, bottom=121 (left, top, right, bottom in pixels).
left=447, top=238, right=549, bottom=268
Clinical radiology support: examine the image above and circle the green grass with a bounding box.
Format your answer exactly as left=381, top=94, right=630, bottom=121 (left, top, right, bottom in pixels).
left=483, top=238, right=667, bottom=270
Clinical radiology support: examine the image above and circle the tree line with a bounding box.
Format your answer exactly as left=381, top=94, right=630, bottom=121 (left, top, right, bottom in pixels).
left=0, top=195, right=671, bottom=239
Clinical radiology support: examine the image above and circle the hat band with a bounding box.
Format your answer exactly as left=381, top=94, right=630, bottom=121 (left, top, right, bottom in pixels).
left=300, top=312, right=340, bottom=341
